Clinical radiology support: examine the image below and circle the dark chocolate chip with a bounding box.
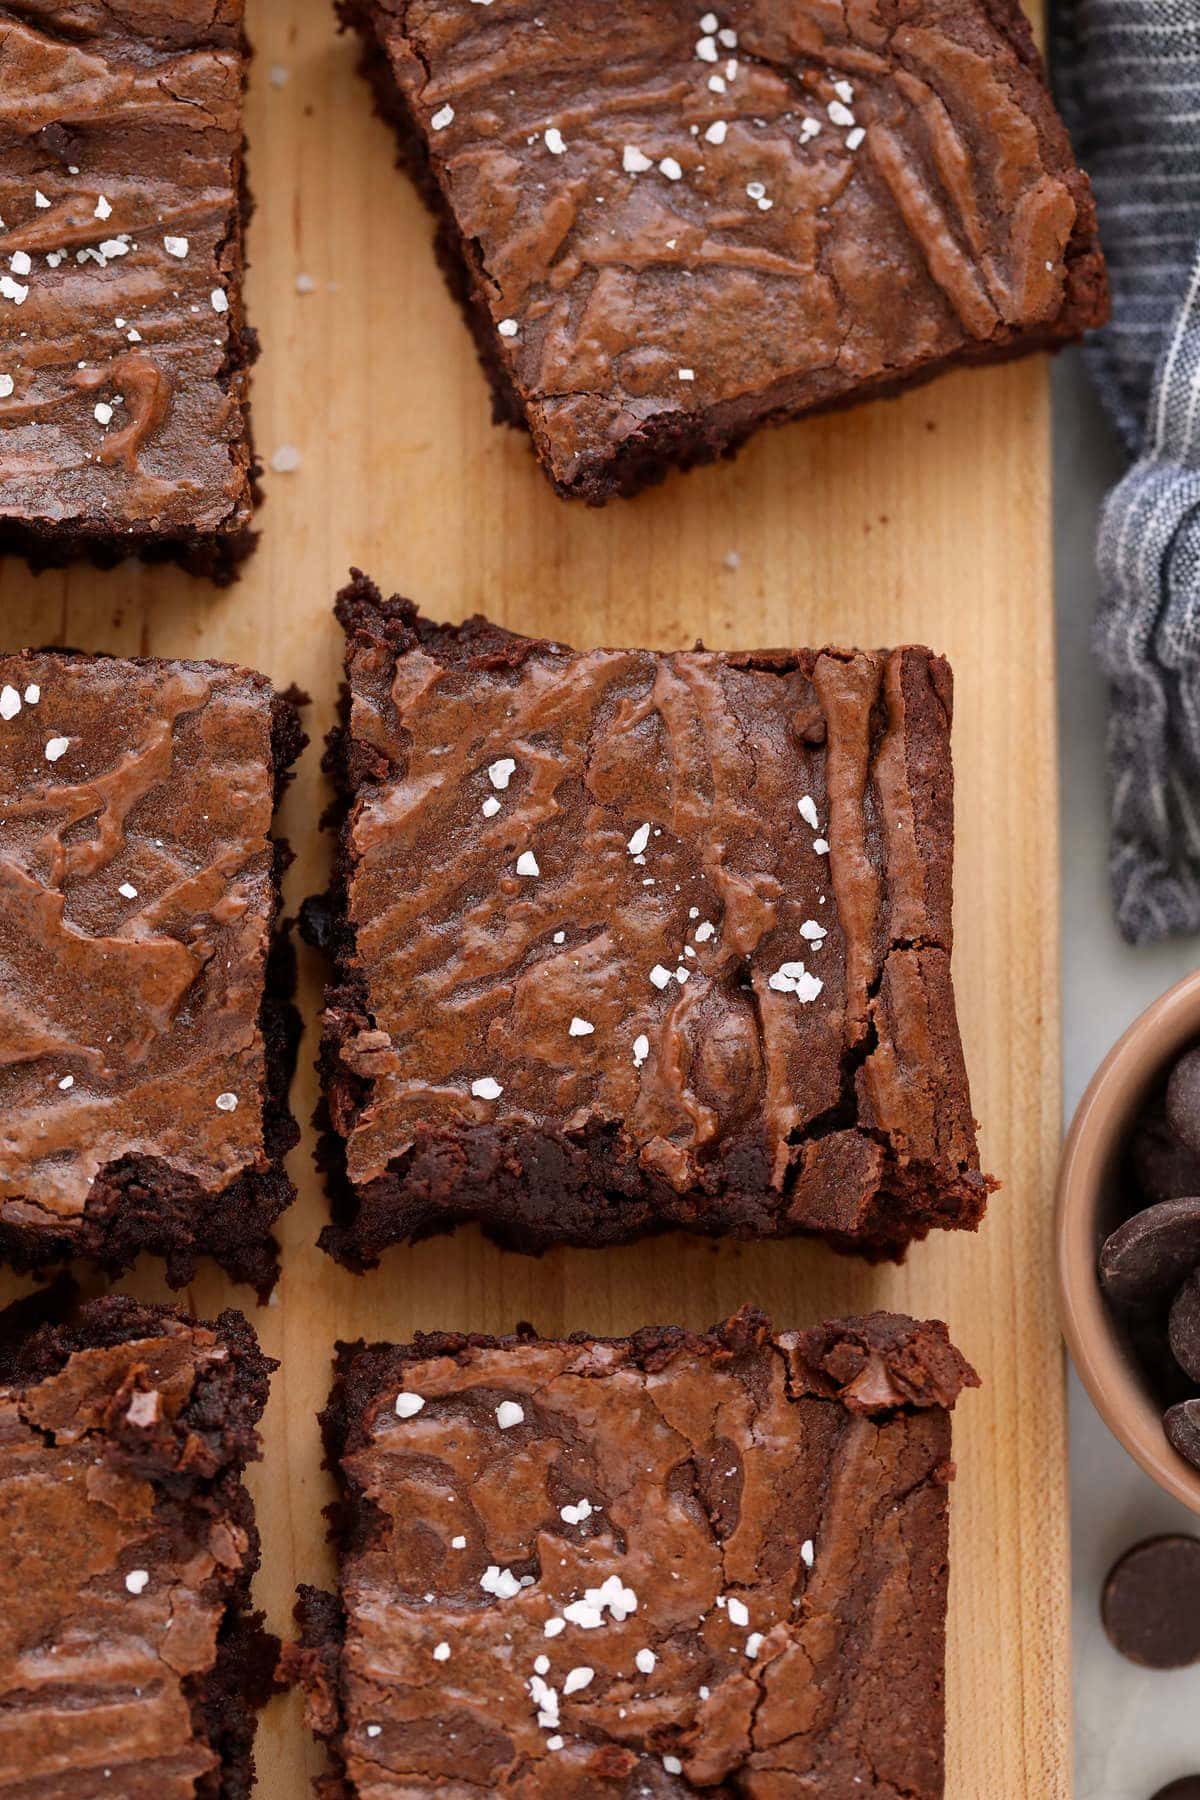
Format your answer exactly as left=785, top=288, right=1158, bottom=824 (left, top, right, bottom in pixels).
left=1166, top=1047, right=1200, bottom=1155
left=1131, top=1103, right=1200, bottom=1204
left=1102, top=1535, right=1200, bottom=1668
left=1169, top=1270, right=1200, bottom=1382
left=1099, top=1197, right=1200, bottom=1309
left=1151, top=1781, right=1200, bottom=1800
left=1165, top=1399, right=1200, bottom=1473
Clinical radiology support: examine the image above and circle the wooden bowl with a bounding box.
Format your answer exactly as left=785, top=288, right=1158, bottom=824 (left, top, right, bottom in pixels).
left=1057, top=969, right=1200, bottom=1514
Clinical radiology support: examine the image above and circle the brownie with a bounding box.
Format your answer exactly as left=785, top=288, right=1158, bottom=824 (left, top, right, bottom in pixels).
left=0, top=1288, right=278, bottom=1800
left=286, top=1306, right=978, bottom=1797
left=0, top=649, right=305, bottom=1294
left=308, top=574, right=991, bottom=1267
left=0, top=1, right=258, bottom=582
left=337, top=0, right=1108, bottom=502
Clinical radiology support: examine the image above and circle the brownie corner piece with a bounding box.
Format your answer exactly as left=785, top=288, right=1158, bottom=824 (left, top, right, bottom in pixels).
left=289, top=1305, right=976, bottom=1796
left=0, top=1288, right=279, bottom=1797
left=313, top=578, right=991, bottom=1269
left=340, top=0, right=1107, bottom=500
left=0, top=649, right=305, bottom=1294
left=0, top=2, right=257, bottom=580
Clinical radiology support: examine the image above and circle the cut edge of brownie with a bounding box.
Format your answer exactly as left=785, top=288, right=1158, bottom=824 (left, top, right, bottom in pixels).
left=0, top=1285, right=281, bottom=1800
left=283, top=1305, right=979, bottom=1796
left=303, top=572, right=994, bottom=1272
left=0, top=22, right=261, bottom=586
left=334, top=0, right=1108, bottom=504
left=0, top=668, right=307, bottom=1300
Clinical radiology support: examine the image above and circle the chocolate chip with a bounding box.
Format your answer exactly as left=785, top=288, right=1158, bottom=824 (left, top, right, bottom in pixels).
left=1131, top=1103, right=1200, bottom=1203
left=1166, top=1046, right=1200, bottom=1154
left=1099, top=1197, right=1200, bottom=1308
left=1151, top=1780, right=1200, bottom=1800
left=1165, top=1399, right=1200, bottom=1473
left=1169, top=1270, right=1200, bottom=1381
left=1102, top=1535, right=1200, bottom=1668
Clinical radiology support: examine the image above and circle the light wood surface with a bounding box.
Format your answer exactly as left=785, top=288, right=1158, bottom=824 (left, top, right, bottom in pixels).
left=0, top=1, right=1068, bottom=1793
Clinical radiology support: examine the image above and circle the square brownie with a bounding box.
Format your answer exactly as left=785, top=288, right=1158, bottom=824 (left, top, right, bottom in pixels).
left=337, top=0, right=1108, bottom=501
left=0, top=1289, right=278, bottom=1799
left=288, top=1307, right=977, bottom=1797
left=0, top=1, right=258, bottom=582
left=0, top=649, right=304, bottom=1294
left=310, top=574, right=991, bottom=1267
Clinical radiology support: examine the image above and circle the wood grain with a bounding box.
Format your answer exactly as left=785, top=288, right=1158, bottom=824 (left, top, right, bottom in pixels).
left=0, top=1, right=1069, bottom=1793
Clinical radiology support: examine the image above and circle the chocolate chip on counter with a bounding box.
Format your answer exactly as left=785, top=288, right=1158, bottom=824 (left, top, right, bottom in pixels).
left=1102, top=1535, right=1200, bottom=1668
left=1099, top=1197, right=1200, bottom=1308
left=1166, top=1046, right=1200, bottom=1155
left=1131, top=1104, right=1200, bottom=1204
left=1151, top=1780, right=1200, bottom=1800
left=1165, top=1400, right=1200, bottom=1473
left=1169, top=1270, right=1200, bottom=1382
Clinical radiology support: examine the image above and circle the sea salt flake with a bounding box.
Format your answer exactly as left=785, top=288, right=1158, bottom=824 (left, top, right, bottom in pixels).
left=211, top=288, right=229, bottom=313
left=801, top=1538, right=815, bottom=1567
left=498, top=317, right=519, bottom=337
left=125, top=1570, right=149, bottom=1595
left=9, top=251, right=31, bottom=277
left=568, top=1016, right=594, bottom=1037
left=482, top=796, right=501, bottom=817
left=695, top=34, right=718, bottom=60
left=0, top=686, right=19, bottom=720
left=704, top=120, right=727, bottom=145
left=488, top=757, right=516, bottom=789
left=635, top=1648, right=656, bottom=1674
left=623, top=145, right=653, bottom=173
left=163, top=235, right=189, bottom=258
left=215, top=1091, right=238, bottom=1112
left=395, top=1392, right=425, bottom=1418
left=471, top=1076, right=503, bottom=1099
left=827, top=99, right=855, bottom=126
left=664, top=1758, right=683, bottom=1776
left=545, top=127, right=566, bottom=154
left=45, top=736, right=69, bottom=762
left=118, top=882, right=138, bottom=900
left=632, top=1033, right=650, bottom=1069
left=797, top=794, right=820, bottom=828
left=93, top=402, right=113, bottom=426
left=496, top=1400, right=525, bottom=1429
left=433, top=1641, right=451, bottom=1661
left=516, top=850, right=540, bottom=877
left=95, top=195, right=112, bottom=220
left=659, top=156, right=683, bottom=180
left=480, top=1565, right=521, bottom=1599
left=0, top=375, right=13, bottom=400
left=431, top=105, right=455, bottom=130
left=767, top=960, right=823, bottom=1004
left=562, top=1666, right=594, bottom=1695
left=627, top=822, right=651, bottom=855
left=58, top=1075, right=74, bottom=1090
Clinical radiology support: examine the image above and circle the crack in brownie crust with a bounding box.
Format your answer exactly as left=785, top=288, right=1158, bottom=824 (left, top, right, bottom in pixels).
left=0, top=652, right=304, bottom=1294
left=287, top=1307, right=978, bottom=1797
left=311, top=573, right=992, bottom=1267
left=0, top=0, right=259, bottom=582
left=0, top=1290, right=279, bottom=1800
left=337, top=0, right=1108, bottom=500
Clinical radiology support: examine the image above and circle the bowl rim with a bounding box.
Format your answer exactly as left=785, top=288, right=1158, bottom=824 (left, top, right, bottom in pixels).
left=1057, top=967, right=1200, bottom=1515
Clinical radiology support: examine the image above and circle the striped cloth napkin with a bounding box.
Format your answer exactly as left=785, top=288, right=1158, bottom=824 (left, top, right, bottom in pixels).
left=1056, top=0, right=1200, bottom=943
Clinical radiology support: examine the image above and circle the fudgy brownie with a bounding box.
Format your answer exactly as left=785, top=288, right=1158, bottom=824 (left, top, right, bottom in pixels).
left=0, top=649, right=304, bottom=1294
left=309, top=573, right=991, bottom=1267
left=287, top=1306, right=978, bottom=1797
left=337, top=0, right=1108, bottom=501
left=0, top=1288, right=278, bottom=1799
left=0, top=1, right=258, bottom=582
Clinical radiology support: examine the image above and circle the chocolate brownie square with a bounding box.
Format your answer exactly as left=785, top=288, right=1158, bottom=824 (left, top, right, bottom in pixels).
left=0, top=1288, right=278, bottom=1799
left=0, top=1, right=258, bottom=582
left=337, top=0, right=1108, bottom=501
left=287, top=1307, right=977, bottom=1797
left=0, top=650, right=304, bottom=1294
left=310, top=574, right=991, bottom=1267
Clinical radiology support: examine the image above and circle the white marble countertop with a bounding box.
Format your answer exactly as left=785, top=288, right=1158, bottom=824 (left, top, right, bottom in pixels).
left=1054, top=351, right=1200, bottom=1798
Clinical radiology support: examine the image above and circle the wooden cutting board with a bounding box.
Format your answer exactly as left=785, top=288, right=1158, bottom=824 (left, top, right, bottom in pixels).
left=0, top=0, right=1069, bottom=1792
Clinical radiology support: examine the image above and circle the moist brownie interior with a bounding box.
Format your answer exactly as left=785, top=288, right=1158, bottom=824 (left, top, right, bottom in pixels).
left=0, top=651, right=304, bottom=1295
left=309, top=573, right=992, bottom=1267
left=0, top=0, right=259, bottom=581
left=338, top=0, right=1108, bottom=500
left=287, top=1306, right=978, bottom=1797
left=0, top=1288, right=279, bottom=1800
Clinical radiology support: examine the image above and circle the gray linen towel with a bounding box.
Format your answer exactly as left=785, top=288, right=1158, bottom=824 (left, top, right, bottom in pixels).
left=1056, top=0, right=1200, bottom=942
